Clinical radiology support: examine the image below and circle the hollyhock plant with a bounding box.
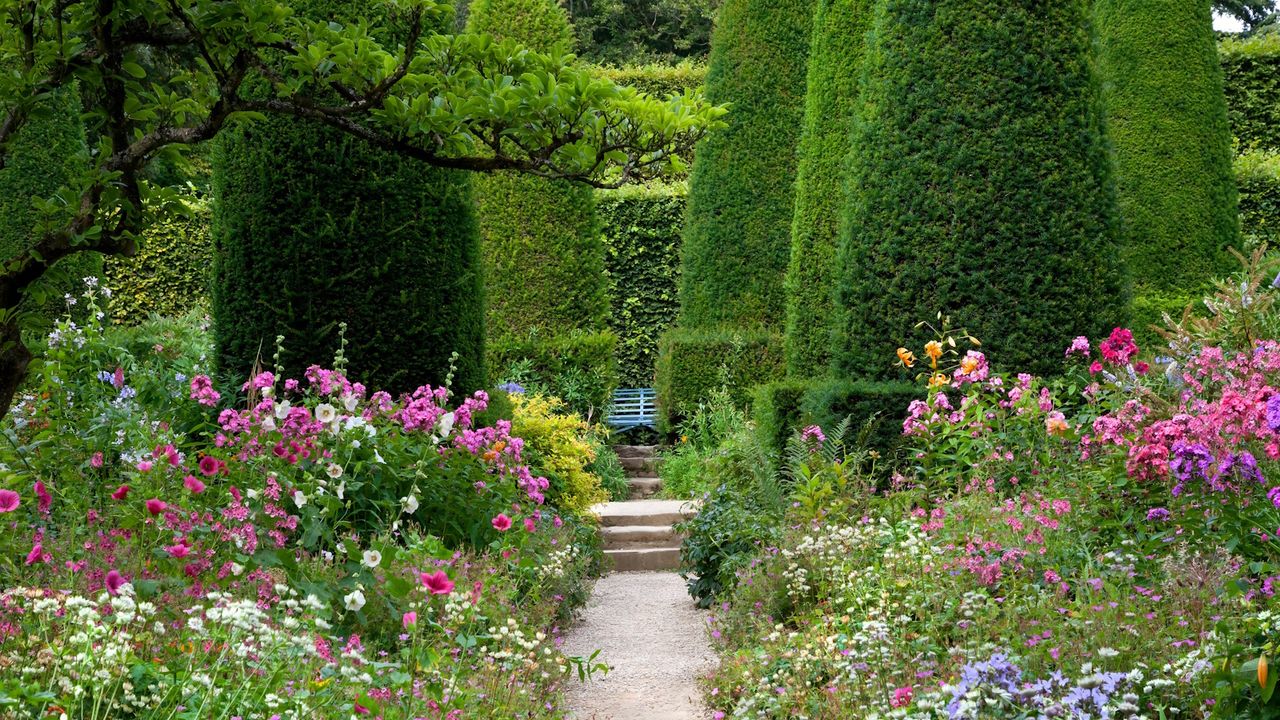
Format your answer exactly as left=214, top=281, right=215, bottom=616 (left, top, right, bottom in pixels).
left=0, top=489, right=18, bottom=513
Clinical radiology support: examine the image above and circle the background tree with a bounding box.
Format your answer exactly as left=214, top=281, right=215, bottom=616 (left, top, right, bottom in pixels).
left=1216, top=0, right=1277, bottom=29
left=835, top=0, right=1127, bottom=378
left=0, top=0, right=725, bottom=418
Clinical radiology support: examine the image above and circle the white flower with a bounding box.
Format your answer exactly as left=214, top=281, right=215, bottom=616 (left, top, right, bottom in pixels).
left=343, top=589, right=366, bottom=612
left=401, top=495, right=419, bottom=514
left=374, top=450, right=384, bottom=464
left=274, top=401, right=291, bottom=420
left=342, top=394, right=359, bottom=413
left=292, top=490, right=307, bottom=508
left=326, top=463, right=343, bottom=479
left=315, top=403, right=337, bottom=424
left=362, top=550, right=382, bottom=568
left=436, top=411, right=456, bottom=438
left=229, top=562, right=244, bottom=576
left=335, top=482, right=345, bottom=500
left=260, top=415, right=277, bottom=432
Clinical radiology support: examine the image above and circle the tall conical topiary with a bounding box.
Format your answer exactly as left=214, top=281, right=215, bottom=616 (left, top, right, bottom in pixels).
left=677, top=0, right=816, bottom=329
left=834, top=0, right=1126, bottom=379
left=465, top=0, right=607, bottom=345
left=212, top=0, right=485, bottom=394
left=784, top=0, right=872, bottom=378
left=1094, top=0, right=1239, bottom=331
left=0, top=87, right=102, bottom=329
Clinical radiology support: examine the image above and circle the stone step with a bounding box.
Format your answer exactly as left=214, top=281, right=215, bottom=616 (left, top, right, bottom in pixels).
left=612, top=444, right=659, bottom=460
left=627, top=476, right=662, bottom=500
left=620, top=456, right=660, bottom=476
left=602, top=524, right=682, bottom=550
left=593, top=500, right=697, bottom=528
left=605, top=547, right=681, bottom=572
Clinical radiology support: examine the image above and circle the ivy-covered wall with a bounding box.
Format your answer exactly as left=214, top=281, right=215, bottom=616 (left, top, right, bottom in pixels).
left=105, top=200, right=213, bottom=324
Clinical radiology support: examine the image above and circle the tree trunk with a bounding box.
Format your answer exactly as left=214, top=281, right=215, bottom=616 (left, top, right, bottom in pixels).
left=0, top=320, right=32, bottom=419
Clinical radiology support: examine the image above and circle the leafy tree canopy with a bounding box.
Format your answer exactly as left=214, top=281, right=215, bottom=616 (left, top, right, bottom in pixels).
left=561, top=0, right=723, bottom=65
left=0, top=0, right=725, bottom=417
left=1217, top=0, right=1277, bottom=29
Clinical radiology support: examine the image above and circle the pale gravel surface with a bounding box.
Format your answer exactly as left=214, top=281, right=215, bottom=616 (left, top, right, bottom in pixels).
left=562, top=571, right=715, bottom=720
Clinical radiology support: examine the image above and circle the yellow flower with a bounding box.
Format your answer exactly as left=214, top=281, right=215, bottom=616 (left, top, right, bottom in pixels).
left=928, top=373, right=949, bottom=388
left=1260, top=654, right=1269, bottom=689
left=680, top=435, right=688, bottom=444
left=896, top=347, right=916, bottom=368
left=925, top=340, right=943, bottom=368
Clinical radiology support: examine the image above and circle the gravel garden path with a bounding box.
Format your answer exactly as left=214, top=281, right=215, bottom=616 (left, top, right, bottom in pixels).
left=561, top=571, right=715, bottom=720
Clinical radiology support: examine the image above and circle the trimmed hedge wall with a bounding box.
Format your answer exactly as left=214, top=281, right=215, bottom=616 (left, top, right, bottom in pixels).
left=836, top=0, right=1126, bottom=379
left=0, top=86, right=102, bottom=327
left=1238, top=151, right=1280, bottom=246
left=467, top=0, right=606, bottom=346
left=784, top=0, right=873, bottom=378
left=1221, top=34, right=1280, bottom=153
left=754, top=377, right=920, bottom=462
left=1094, top=0, right=1238, bottom=302
left=599, top=183, right=686, bottom=387
left=105, top=200, right=212, bottom=325
left=655, top=327, right=785, bottom=431
left=487, top=330, right=618, bottom=419
left=212, top=0, right=485, bottom=394
left=593, top=62, right=707, bottom=99
left=677, top=0, right=815, bottom=329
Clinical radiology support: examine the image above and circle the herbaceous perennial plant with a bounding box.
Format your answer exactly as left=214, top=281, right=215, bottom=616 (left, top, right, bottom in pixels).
left=0, top=279, right=607, bottom=718
left=705, top=287, right=1280, bottom=718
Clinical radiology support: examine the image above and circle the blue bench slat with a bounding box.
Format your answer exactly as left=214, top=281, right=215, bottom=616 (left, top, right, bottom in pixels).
left=607, top=387, right=658, bottom=429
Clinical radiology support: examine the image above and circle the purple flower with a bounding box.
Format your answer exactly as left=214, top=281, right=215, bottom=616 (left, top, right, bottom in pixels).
left=1268, top=394, right=1280, bottom=432
left=1170, top=441, right=1216, bottom=484
left=498, top=381, right=525, bottom=395
left=1146, top=507, right=1171, bottom=521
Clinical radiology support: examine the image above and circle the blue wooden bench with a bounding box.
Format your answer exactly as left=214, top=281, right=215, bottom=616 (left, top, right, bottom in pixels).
left=607, top=388, right=658, bottom=431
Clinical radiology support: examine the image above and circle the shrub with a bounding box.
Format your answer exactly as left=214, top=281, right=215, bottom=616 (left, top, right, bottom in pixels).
left=598, top=182, right=686, bottom=386
left=677, top=0, right=815, bottom=329
left=784, top=0, right=873, bottom=378
left=654, top=327, right=784, bottom=432
left=1221, top=33, right=1280, bottom=152
left=752, top=379, right=812, bottom=463
left=211, top=0, right=485, bottom=395
left=0, top=86, right=102, bottom=330
left=488, top=330, right=618, bottom=421
left=1094, top=0, right=1239, bottom=302
left=1237, top=150, right=1280, bottom=247
left=105, top=198, right=212, bottom=325
left=586, top=436, right=630, bottom=502
left=466, top=0, right=607, bottom=347
left=593, top=62, right=707, bottom=99
left=510, top=393, right=608, bottom=514
left=753, top=377, right=919, bottom=462
left=566, top=0, right=720, bottom=65
left=836, top=0, right=1127, bottom=379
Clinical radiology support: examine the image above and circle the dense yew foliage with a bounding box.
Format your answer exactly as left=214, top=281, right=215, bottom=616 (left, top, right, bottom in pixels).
left=1221, top=33, right=1280, bottom=152
left=784, top=0, right=872, bottom=378
left=105, top=200, right=212, bottom=325
left=1094, top=0, right=1239, bottom=333
left=467, top=0, right=607, bottom=346
left=835, top=0, right=1126, bottom=379
left=677, top=0, right=815, bottom=329
left=0, top=88, right=101, bottom=329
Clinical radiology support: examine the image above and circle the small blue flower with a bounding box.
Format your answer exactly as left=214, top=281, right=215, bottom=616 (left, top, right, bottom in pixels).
left=497, top=381, right=525, bottom=395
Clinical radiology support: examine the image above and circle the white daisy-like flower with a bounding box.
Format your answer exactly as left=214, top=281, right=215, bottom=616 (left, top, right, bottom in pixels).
left=362, top=550, right=382, bottom=568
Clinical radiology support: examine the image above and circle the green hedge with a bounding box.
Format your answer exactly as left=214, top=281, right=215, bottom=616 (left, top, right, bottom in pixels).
left=754, top=377, right=920, bottom=462
left=677, top=0, right=815, bottom=329
left=0, top=86, right=102, bottom=329
left=105, top=200, right=212, bottom=325
left=655, top=327, right=784, bottom=431
left=1095, top=0, right=1238, bottom=301
left=1237, top=151, right=1280, bottom=246
left=785, top=0, right=873, bottom=377
left=836, top=0, right=1126, bottom=379
left=1221, top=34, right=1280, bottom=152
left=599, top=182, right=686, bottom=386
left=487, top=330, right=618, bottom=419
left=593, top=62, right=707, bottom=99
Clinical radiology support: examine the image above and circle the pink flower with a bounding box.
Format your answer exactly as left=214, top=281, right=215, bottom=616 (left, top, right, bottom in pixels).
left=1088, top=361, right=1103, bottom=375
left=165, top=543, right=191, bottom=558
left=0, top=489, right=19, bottom=513
left=112, top=366, right=125, bottom=390
left=402, top=611, right=417, bottom=629
left=891, top=686, right=913, bottom=708
left=89, top=452, right=104, bottom=468
left=198, top=455, right=222, bottom=477
left=34, top=481, right=51, bottom=514
left=25, top=543, right=43, bottom=565
left=145, top=498, right=166, bottom=516
left=183, top=475, right=206, bottom=494
left=420, top=570, right=455, bottom=595
left=137, top=460, right=153, bottom=472
left=105, top=569, right=125, bottom=595
left=111, top=484, right=130, bottom=501
left=189, top=374, right=222, bottom=407
left=491, top=514, right=512, bottom=532
left=523, top=517, right=537, bottom=533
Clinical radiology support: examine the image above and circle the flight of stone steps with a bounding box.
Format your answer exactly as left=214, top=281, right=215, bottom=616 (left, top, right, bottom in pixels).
left=593, top=445, right=696, bottom=572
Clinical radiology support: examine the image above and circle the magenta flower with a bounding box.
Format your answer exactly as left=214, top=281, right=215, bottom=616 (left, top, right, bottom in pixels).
left=492, top=513, right=513, bottom=532
left=523, top=517, right=537, bottom=533
left=105, top=569, right=125, bottom=595
left=198, top=455, right=222, bottom=477
left=137, top=460, right=153, bottom=472
left=34, top=481, right=51, bottom=514
left=145, top=498, right=166, bottom=516
left=111, top=484, right=130, bottom=501
left=420, top=570, right=455, bottom=595
left=24, top=543, right=43, bottom=565
left=112, top=366, right=125, bottom=390
left=0, top=489, right=19, bottom=513
left=165, top=543, right=191, bottom=559
left=402, top=611, right=417, bottom=629
left=89, top=452, right=104, bottom=468
left=183, top=475, right=206, bottom=494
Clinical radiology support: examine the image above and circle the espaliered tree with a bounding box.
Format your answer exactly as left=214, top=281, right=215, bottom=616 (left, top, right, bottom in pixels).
left=834, top=0, right=1127, bottom=379
left=1094, top=0, right=1238, bottom=332
left=677, top=0, right=815, bottom=329
left=0, top=0, right=724, bottom=418
left=465, top=0, right=606, bottom=345
left=784, top=0, right=872, bottom=378
left=213, top=0, right=486, bottom=394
